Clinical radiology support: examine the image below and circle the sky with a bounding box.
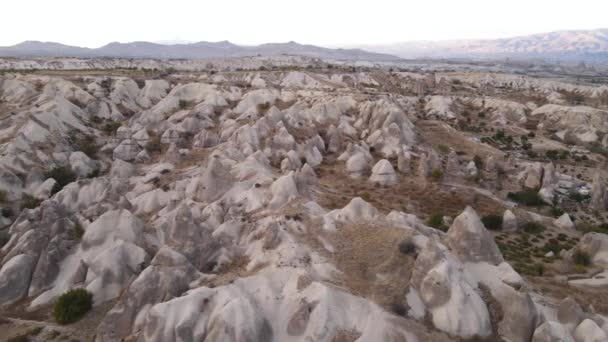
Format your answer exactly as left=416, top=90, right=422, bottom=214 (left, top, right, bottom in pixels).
left=2, top=0, right=607, bottom=48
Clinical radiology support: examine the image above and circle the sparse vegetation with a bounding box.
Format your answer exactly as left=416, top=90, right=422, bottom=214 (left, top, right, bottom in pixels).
left=559, top=89, right=586, bottom=105
left=522, top=221, right=545, bottom=234
left=507, top=189, right=546, bottom=206
left=6, top=327, right=43, bottom=342
left=145, top=136, right=162, bottom=153
left=577, top=221, right=608, bottom=235
left=74, top=135, right=99, bottom=159
left=573, top=250, right=591, bottom=267
left=532, top=263, right=545, bottom=276
left=568, top=191, right=590, bottom=203
left=53, top=288, right=93, bottom=324
left=101, top=121, right=122, bottom=136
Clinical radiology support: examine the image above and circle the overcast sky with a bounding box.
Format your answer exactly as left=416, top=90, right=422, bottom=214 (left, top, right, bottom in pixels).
left=2, top=0, right=607, bottom=47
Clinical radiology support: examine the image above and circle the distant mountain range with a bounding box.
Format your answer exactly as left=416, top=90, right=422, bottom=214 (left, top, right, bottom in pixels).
left=2, top=29, right=608, bottom=63
left=0, top=40, right=400, bottom=61
left=360, top=29, right=608, bottom=63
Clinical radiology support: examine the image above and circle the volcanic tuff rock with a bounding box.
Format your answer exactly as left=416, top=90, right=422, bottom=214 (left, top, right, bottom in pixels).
left=0, top=58, right=608, bottom=342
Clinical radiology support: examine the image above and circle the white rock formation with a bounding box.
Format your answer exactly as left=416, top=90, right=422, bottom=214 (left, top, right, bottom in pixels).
left=369, top=159, right=397, bottom=186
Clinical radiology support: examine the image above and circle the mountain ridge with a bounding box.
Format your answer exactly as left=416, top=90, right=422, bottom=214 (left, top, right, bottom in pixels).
left=359, top=28, right=608, bottom=62
left=0, top=40, right=400, bottom=61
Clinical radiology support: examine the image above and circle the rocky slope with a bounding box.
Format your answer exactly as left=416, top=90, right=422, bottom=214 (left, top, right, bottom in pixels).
left=0, top=59, right=608, bottom=341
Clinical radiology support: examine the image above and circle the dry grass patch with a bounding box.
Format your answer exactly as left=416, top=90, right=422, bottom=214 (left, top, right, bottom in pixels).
left=316, top=157, right=504, bottom=218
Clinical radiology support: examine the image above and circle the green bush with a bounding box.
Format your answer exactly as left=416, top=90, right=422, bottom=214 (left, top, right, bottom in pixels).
left=101, top=121, right=121, bottom=136
left=481, top=214, right=503, bottom=230
left=178, top=99, right=191, bottom=110
left=577, top=221, right=608, bottom=234
left=573, top=250, right=591, bottom=267
left=0, top=230, right=9, bottom=248
left=526, top=150, right=538, bottom=158
left=256, top=102, right=271, bottom=113
left=0, top=189, right=6, bottom=202
left=507, top=190, right=546, bottom=206
left=550, top=207, right=565, bottom=218
left=74, top=135, right=98, bottom=159
left=533, top=263, right=545, bottom=276
left=427, top=213, right=447, bottom=231
left=431, top=169, right=443, bottom=180
left=398, top=238, right=417, bottom=255
left=70, top=222, right=84, bottom=240
left=545, top=150, right=559, bottom=160
left=473, top=155, right=483, bottom=169
left=437, top=144, right=449, bottom=154
left=46, top=166, right=77, bottom=195
left=21, top=193, right=42, bottom=210
left=53, top=288, right=93, bottom=324
left=568, top=191, right=590, bottom=203
left=87, top=168, right=101, bottom=179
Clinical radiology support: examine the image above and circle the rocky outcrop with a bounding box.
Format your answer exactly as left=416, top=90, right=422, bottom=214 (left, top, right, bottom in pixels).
left=524, top=162, right=544, bottom=189
left=554, top=213, right=575, bottom=230
left=503, top=210, right=518, bottom=232
left=590, top=170, right=608, bottom=211
left=571, top=233, right=608, bottom=267
left=1, top=63, right=607, bottom=342
left=445, top=206, right=504, bottom=265
left=574, top=319, right=608, bottom=342
left=0, top=254, right=36, bottom=306
left=96, top=246, right=199, bottom=342
left=411, top=238, right=492, bottom=339
left=533, top=321, right=574, bottom=342
left=369, top=159, right=397, bottom=186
